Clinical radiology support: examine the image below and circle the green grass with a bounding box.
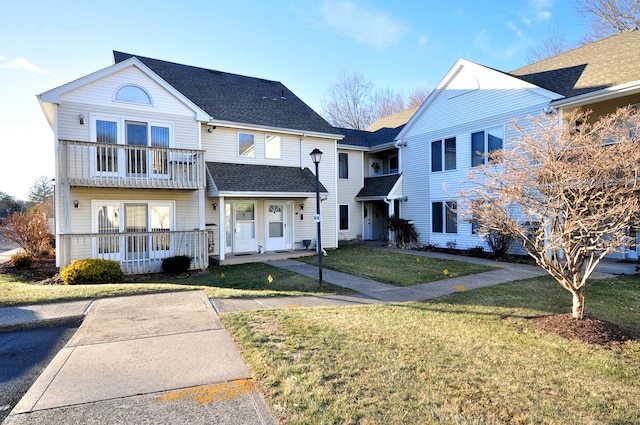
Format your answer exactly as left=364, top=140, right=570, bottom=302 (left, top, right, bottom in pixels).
left=0, top=263, right=350, bottom=307
left=222, top=276, right=640, bottom=424
left=300, top=244, right=496, bottom=286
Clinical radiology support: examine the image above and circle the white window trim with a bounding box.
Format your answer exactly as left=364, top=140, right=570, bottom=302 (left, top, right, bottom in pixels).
left=339, top=204, right=350, bottom=232
left=338, top=152, right=349, bottom=179
left=265, top=134, right=282, bottom=159
left=113, top=84, right=153, bottom=106
left=238, top=132, right=256, bottom=158
left=91, top=200, right=176, bottom=233
left=471, top=124, right=505, bottom=167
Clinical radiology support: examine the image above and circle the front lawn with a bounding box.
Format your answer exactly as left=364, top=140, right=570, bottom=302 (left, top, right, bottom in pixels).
left=300, top=244, right=496, bottom=286
left=0, top=263, right=350, bottom=307
left=223, top=275, right=640, bottom=424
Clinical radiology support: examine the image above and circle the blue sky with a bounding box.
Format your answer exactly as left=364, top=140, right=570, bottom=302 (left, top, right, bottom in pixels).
left=0, top=0, right=585, bottom=200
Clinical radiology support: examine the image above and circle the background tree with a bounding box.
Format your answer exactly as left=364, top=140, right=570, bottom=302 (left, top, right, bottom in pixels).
left=526, top=27, right=573, bottom=63
left=577, top=0, right=640, bottom=41
left=27, top=176, right=54, bottom=210
left=320, top=71, right=430, bottom=130
left=320, top=71, right=374, bottom=130
left=461, top=107, right=640, bottom=320
left=0, top=192, right=25, bottom=218
left=526, top=0, right=640, bottom=62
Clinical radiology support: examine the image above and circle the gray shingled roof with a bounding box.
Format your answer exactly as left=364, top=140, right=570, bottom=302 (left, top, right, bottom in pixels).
left=337, top=125, right=406, bottom=148
left=510, top=30, right=640, bottom=98
left=356, top=174, right=401, bottom=199
left=337, top=107, right=416, bottom=149
left=113, top=51, right=341, bottom=136
left=206, top=162, right=327, bottom=194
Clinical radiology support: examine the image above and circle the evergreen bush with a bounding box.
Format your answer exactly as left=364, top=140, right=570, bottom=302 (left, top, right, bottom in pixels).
left=61, top=259, right=124, bottom=285
left=161, top=255, right=192, bottom=274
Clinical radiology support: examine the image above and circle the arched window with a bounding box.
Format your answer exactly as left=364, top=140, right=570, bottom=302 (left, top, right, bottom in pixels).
left=115, top=85, right=152, bottom=105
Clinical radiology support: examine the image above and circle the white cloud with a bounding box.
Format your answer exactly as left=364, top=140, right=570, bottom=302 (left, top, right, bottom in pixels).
left=321, top=0, right=409, bottom=48
left=537, top=10, right=552, bottom=21
left=526, top=0, right=553, bottom=22
left=418, top=34, right=429, bottom=47
left=0, top=55, right=49, bottom=74
left=507, top=21, right=524, bottom=37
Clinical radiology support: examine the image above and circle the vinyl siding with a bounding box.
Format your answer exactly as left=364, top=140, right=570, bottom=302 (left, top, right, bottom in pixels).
left=67, top=188, right=200, bottom=234
left=60, top=66, right=195, bottom=118
left=400, top=62, right=559, bottom=250
left=337, top=148, right=364, bottom=240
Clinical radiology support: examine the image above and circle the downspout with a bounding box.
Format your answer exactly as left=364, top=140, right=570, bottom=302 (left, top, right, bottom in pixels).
left=384, top=197, right=393, bottom=244
left=299, top=134, right=307, bottom=169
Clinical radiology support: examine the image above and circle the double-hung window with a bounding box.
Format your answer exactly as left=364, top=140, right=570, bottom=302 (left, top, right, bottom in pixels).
left=431, top=137, right=456, bottom=172
left=339, top=205, right=349, bottom=231
left=471, top=126, right=503, bottom=167
left=339, top=153, right=349, bottom=179
left=238, top=132, right=255, bottom=157
left=432, top=201, right=457, bottom=233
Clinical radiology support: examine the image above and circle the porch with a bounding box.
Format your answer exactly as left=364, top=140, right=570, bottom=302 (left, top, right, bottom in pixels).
left=58, top=140, right=205, bottom=189
left=58, top=230, right=211, bottom=274
left=211, top=248, right=317, bottom=266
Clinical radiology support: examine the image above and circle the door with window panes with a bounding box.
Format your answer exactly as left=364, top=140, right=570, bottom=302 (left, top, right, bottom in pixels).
left=94, top=202, right=173, bottom=262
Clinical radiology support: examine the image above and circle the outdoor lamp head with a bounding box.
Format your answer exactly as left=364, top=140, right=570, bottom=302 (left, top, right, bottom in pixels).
left=310, top=148, right=323, bottom=164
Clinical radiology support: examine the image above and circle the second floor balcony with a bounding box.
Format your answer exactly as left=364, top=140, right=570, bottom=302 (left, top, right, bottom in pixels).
left=58, top=140, right=206, bottom=189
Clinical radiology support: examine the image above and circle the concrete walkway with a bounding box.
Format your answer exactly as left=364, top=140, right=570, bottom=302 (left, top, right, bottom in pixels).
left=2, top=292, right=278, bottom=425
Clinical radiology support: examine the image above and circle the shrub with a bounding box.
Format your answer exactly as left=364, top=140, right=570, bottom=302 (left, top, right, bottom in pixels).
left=387, top=215, right=420, bottom=248
left=485, top=229, right=513, bottom=259
left=1, top=211, right=51, bottom=256
left=61, top=259, right=124, bottom=285
left=162, top=255, right=192, bottom=274
left=466, top=246, right=485, bottom=257
left=10, top=251, right=33, bottom=269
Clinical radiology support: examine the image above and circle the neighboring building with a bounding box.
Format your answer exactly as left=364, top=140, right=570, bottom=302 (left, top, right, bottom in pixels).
left=38, top=52, right=342, bottom=273
left=396, top=30, right=640, bottom=258
left=337, top=106, right=417, bottom=243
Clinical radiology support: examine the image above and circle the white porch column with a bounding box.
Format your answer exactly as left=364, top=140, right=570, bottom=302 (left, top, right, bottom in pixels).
left=218, top=196, right=225, bottom=261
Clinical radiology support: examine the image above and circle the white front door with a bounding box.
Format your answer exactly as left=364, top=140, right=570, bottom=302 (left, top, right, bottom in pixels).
left=363, top=202, right=373, bottom=240
left=266, top=202, right=291, bottom=251
left=234, top=201, right=257, bottom=253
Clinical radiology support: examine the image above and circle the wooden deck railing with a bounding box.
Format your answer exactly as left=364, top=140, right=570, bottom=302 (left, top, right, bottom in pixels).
left=58, top=140, right=205, bottom=189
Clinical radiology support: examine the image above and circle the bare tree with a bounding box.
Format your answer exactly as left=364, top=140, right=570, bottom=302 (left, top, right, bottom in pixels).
left=577, top=0, right=640, bottom=41
left=321, top=72, right=431, bottom=130
left=461, top=107, right=640, bottom=320
left=406, top=86, right=430, bottom=109
left=526, top=27, right=573, bottom=63
left=370, top=87, right=405, bottom=123
left=1, top=211, right=51, bottom=257
left=320, top=71, right=374, bottom=130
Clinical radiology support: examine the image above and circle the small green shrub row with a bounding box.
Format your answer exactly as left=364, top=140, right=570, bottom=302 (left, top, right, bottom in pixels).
left=60, top=259, right=124, bottom=285
left=162, top=255, right=192, bottom=274
left=10, top=251, right=33, bottom=269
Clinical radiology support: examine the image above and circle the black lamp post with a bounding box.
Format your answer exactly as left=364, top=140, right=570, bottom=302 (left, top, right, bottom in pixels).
left=310, top=148, right=323, bottom=290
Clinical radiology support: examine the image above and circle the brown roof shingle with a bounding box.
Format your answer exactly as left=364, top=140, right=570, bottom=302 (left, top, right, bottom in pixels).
left=510, top=30, right=640, bottom=98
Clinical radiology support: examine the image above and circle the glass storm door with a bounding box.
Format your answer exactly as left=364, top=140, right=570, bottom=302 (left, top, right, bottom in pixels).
left=233, top=202, right=257, bottom=253
left=125, top=204, right=148, bottom=260
left=126, top=122, right=147, bottom=175
left=266, top=202, right=288, bottom=251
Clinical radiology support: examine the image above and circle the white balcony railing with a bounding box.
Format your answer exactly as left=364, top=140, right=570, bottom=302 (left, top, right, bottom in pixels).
left=59, top=230, right=212, bottom=274
left=59, top=140, right=205, bottom=189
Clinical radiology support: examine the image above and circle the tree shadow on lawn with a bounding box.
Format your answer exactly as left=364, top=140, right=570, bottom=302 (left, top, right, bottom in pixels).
left=400, top=276, right=640, bottom=349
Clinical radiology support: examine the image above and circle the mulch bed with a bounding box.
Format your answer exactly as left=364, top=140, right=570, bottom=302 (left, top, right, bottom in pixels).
left=530, top=313, right=634, bottom=349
